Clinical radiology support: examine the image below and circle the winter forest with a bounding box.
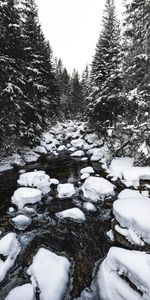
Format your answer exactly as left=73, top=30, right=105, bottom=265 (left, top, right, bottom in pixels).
left=0, top=0, right=150, bottom=299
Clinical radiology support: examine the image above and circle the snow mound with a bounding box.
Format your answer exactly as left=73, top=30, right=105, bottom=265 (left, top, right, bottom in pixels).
left=17, top=171, right=51, bottom=194
left=71, top=150, right=85, bottom=157
left=80, top=166, right=95, bottom=174
left=23, top=151, right=40, bottom=163
left=50, top=178, right=59, bottom=185
left=27, top=247, right=70, bottom=300
left=122, top=167, right=150, bottom=187
left=0, top=233, right=21, bottom=282
left=81, top=173, right=90, bottom=180
left=113, top=189, right=150, bottom=245
left=12, top=187, right=42, bottom=209
left=108, top=157, right=134, bottom=180
left=12, top=215, right=32, bottom=230
left=97, top=247, right=150, bottom=300
left=57, top=183, right=75, bottom=198
left=6, top=284, right=35, bottom=300
left=82, top=176, right=115, bottom=202
left=83, top=202, right=96, bottom=212
left=56, top=207, right=86, bottom=221
left=33, top=146, right=47, bottom=155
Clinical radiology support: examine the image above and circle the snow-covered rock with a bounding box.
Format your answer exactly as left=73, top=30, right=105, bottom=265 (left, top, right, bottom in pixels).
left=27, top=247, right=70, bottom=300
left=57, top=145, right=66, bottom=151
left=81, top=157, right=88, bottom=162
left=33, top=146, right=47, bottom=155
left=50, top=178, right=59, bottom=186
left=12, top=215, right=32, bottom=230
left=122, top=167, right=150, bottom=187
left=113, top=189, right=150, bottom=245
left=97, top=247, right=150, bottom=300
left=71, top=138, right=85, bottom=149
left=80, top=173, right=90, bottom=180
left=23, top=151, right=40, bottom=163
left=12, top=187, right=42, bottom=209
left=0, top=163, right=13, bottom=173
left=91, top=148, right=105, bottom=161
left=57, top=183, right=75, bottom=198
left=6, top=284, right=35, bottom=300
left=83, top=202, right=96, bottom=212
left=0, top=233, right=21, bottom=282
left=80, top=166, right=95, bottom=174
left=85, top=133, right=103, bottom=146
left=42, top=132, right=55, bottom=144
left=82, top=176, right=115, bottom=202
left=106, top=230, right=115, bottom=242
left=108, top=157, right=134, bottom=180
left=71, top=150, right=85, bottom=157
left=17, top=171, right=51, bottom=194
left=56, top=207, right=86, bottom=221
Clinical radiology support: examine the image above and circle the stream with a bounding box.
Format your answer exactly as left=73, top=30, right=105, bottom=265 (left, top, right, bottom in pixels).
left=0, top=151, right=120, bottom=299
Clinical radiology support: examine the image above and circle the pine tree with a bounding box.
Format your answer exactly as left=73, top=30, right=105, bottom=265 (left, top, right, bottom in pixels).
left=89, top=0, right=123, bottom=129
left=70, top=70, right=83, bottom=118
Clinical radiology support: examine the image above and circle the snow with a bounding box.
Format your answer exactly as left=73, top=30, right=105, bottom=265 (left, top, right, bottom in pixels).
left=82, top=176, right=115, bottom=202
left=81, top=173, right=90, bottom=180
left=5, top=284, right=35, bottom=300
left=57, top=145, right=66, bottom=151
left=0, top=163, right=13, bottom=172
left=80, top=166, right=95, bottom=174
left=27, top=247, right=70, bottom=300
left=0, top=233, right=21, bottom=282
left=57, top=183, right=75, bottom=198
left=108, top=157, right=134, bottom=180
left=12, top=215, right=32, bottom=230
left=113, top=189, right=150, bottom=245
left=33, top=146, right=47, bottom=155
left=97, top=247, right=150, bottom=300
left=23, top=151, right=40, bottom=163
left=106, top=229, right=115, bottom=242
left=81, top=157, right=88, bottom=162
left=85, top=133, right=103, bottom=146
left=12, top=187, right=42, bottom=209
left=90, top=148, right=105, bottom=161
left=71, top=150, right=85, bottom=157
left=50, top=178, right=59, bottom=185
left=83, top=202, right=96, bottom=212
left=56, top=207, right=86, bottom=221
left=122, top=167, right=150, bottom=187
left=17, top=171, right=51, bottom=194
left=138, top=141, right=149, bottom=156
left=71, top=138, right=85, bottom=149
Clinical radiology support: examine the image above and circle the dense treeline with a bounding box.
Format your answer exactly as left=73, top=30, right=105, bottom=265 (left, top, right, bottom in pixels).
left=0, top=0, right=84, bottom=150
left=82, top=0, right=150, bottom=159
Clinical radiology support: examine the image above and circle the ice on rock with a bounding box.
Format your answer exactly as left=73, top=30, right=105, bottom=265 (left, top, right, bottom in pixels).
left=27, top=247, right=70, bottom=300
left=33, top=146, right=47, bottom=155
left=80, top=173, right=90, bottom=180
left=23, top=151, right=40, bottom=163
left=57, top=183, right=75, bottom=198
left=17, top=171, right=51, bottom=194
left=12, top=187, right=42, bottom=209
left=57, top=145, right=66, bottom=151
left=97, top=247, right=150, bottom=300
left=6, top=284, right=35, bottom=300
left=83, top=202, right=96, bottom=212
left=71, top=150, right=85, bottom=157
left=122, top=166, right=150, bottom=187
left=56, top=207, right=86, bottom=221
left=80, top=166, right=95, bottom=174
left=12, top=215, right=32, bottom=230
left=82, top=176, right=115, bottom=202
left=0, top=233, right=21, bottom=282
left=108, top=157, right=134, bottom=180
left=113, top=189, right=150, bottom=245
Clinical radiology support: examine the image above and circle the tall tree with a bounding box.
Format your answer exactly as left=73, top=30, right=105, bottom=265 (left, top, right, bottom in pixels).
left=89, top=0, right=123, bottom=129
left=70, top=70, right=83, bottom=118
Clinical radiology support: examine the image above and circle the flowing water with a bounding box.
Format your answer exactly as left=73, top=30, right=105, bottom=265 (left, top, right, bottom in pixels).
left=0, top=153, right=118, bottom=299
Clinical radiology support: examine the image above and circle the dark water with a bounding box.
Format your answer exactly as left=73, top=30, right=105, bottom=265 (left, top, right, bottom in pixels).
left=0, top=153, right=115, bottom=299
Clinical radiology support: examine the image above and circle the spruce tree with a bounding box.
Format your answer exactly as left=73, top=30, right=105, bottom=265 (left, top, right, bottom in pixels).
left=70, top=70, right=83, bottom=118
left=90, top=0, right=123, bottom=129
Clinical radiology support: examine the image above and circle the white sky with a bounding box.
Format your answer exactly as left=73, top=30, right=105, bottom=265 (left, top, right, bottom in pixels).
left=36, top=0, right=123, bottom=75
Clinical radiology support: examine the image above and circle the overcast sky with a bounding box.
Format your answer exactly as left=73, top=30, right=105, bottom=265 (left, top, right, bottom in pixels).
left=36, top=0, right=123, bottom=75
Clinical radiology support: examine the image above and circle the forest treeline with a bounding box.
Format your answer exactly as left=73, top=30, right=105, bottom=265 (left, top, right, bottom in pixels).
left=0, top=0, right=150, bottom=155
